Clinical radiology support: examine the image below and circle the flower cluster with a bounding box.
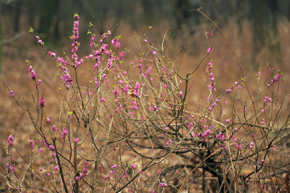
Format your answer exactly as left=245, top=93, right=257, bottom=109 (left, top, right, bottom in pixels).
left=39, top=97, right=45, bottom=107
left=8, top=135, right=13, bottom=146
left=71, top=13, right=80, bottom=65
left=28, top=65, right=37, bottom=80
left=207, top=61, right=216, bottom=93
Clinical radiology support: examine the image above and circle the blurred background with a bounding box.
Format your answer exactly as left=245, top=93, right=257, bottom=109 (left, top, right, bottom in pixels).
left=1, top=0, right=290, bottom=72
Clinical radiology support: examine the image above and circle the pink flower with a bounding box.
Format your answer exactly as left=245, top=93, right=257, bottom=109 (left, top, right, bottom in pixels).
left=100, top=98, right=106, bottom=103
left=131, top=163, right=137, bottom=170
left=30, top=70, right=37, bottom=80
left=105, top=175, right=110, bottom=180
left=39, top=97, right=45, bottom=107
left=166, top=138, right=172, bottom=146
left=178, top=91, right=182, bottom=97
left=261, top=118, right=265, bottom=125
left=61, top=127, right=68, bottom=140
left=28, top=65, right=33, bottom=72
left=48, top=51, right=56, bottom=57
left=9, top=90, right=14, bottom=97
left=272, top=73, right=282, bottom=83
left=46, top=117, right=51, bottom=122
left=250, top=141, right=254, bottom=149
left=157, top=169, right=162, bottom=174
left=226, top=87, right=232, bottom=94
left=52, top=125, right=58, bottom=132
left=236, top=143, right=242, bottom=150
left=49, top=145, right=55, bottom=151
left=51, top=153, right=56, bottom=158
left=207, top=47, right=213, bottom=53
left=30, top=138, right=34, bottom=149
left=74, top=138, right=79, bottom=143
left=160, top=182, right=168, bottom=188
left=8, top=135, right=14, bottom=146
left=152, top=51, right=156, bottom=55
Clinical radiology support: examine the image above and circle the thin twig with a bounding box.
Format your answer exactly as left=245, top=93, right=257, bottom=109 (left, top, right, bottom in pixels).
left=193, top=8, right=258, bottom=118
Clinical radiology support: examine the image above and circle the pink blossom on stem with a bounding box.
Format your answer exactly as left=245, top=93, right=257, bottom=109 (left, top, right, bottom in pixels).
left=9, top=90, right=14, bottom=97
left=166, top=139, right=172, bottom=146
left=250, top=141, right=254, bottom=149
left=160, top=183, right=168, bottom=188
left=131, top=163, right=137, bottom=170
left=37, top=79, right=42, bottom=85
left=28, top=65, right=33, bottom=72
left=207, top=47, right=213, bottom=54
left=39, top=97, right=45, bottom=107
left=61, top=127, right=68, bottom=140
left=226, top=87, right=233, bottom=94
left=261, top=118, right=265, bottom=125
left=8, top=135, right=13, bottom=146
left=29, top=138, right=34, bottom=149
left=51, top=153, right=56, bottom=158
left=271, top=73, right=282, bottom=83
left=52, top=125, right=58, bottom=132
left=30, top=70, right=37, bottom=80
left=49, top=145, right=55, bottom=151
left=48, top=51, right=56, bottom=57
left=10, top=165, right=15, bottom=173
left=35, top=36, right=43, bottom=44
left=236, top=143, right=242, bottom=150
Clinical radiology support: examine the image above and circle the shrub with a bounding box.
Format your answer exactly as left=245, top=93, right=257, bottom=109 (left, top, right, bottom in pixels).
left=4, top=12, right=290, bottom=192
